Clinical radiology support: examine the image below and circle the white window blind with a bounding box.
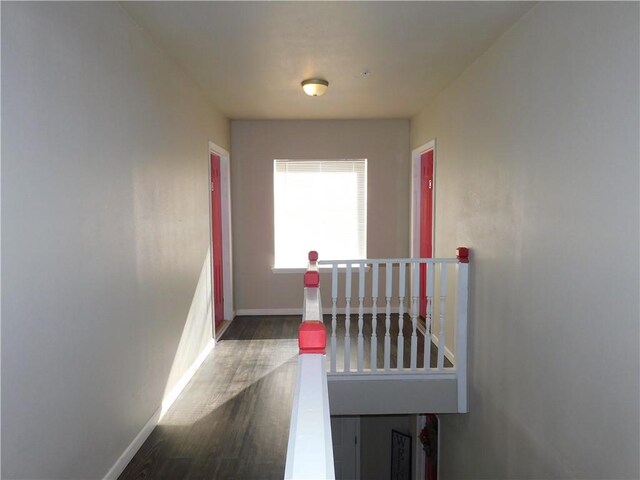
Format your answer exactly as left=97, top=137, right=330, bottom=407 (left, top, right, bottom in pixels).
left=274, top=159, right=367, bottom=269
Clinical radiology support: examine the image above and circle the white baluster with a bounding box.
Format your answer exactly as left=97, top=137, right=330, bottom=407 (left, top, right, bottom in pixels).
left=424, top=262, right=435, bottom=370
left=344, top=264, right=352, bottom=372
left=410, top=262, right=419, bottom=370
left=331, top=264, right=338, bottom=373
left=437, top=264, right=448, bottom=370
left=397, top=262, right=406, bottom=370
left=384, top=262, right=392, bottom=371
left=371, top=263, right=379, bottom=372
left=357, top=263, right=365, bottom=372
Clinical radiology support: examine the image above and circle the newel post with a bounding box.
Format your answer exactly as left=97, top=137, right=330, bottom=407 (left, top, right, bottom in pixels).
left=300, top=250, right=326, bottom=355
left=298, top=321, right=326, bottom=355
left=304, top=250, right=320, bottom=288
left=456, top=247, right=470, bottom=413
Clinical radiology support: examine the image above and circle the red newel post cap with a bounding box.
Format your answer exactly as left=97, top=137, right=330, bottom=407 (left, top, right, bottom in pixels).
left=304, top=270, right=320, bottom=288
left=308, top=251, right=319, bottom=262
left=298, top=321, right=326, bottom=354
left=457, top=247, right=470, bottom=263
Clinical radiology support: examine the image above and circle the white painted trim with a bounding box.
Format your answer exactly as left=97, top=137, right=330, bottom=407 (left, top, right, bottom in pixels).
left=160, top=338, right=215, bottom=418
left=455, top=261, right=469, bottom=413
left=235, top=307, right=402, bottom=317
left=285, top=354, right=335, bottom=479
left=236, top=308, right=303, bottom=316
left=208, top=141, right=234, bottom=332
left=348, top=307, right=398, bottom=315
left=330, top=306, right=401, bottom=315
left=410, top=140, right=436, bottom=260
left=318, top=258, right=456, bottom=266
left=430, top=332, right=455, bottom=365
left=304, top=287, right=322, bottom=322
left=416, top=316, right=455, bottom=364
left=271, top=267, right=308, bottom=274
left=272, top=266, right=371, bottom=274
left=327, top=371, right=457, bottom=381
left=103, top=408, right=161, bottom=480
left=103, top=338, right=215, bottom=480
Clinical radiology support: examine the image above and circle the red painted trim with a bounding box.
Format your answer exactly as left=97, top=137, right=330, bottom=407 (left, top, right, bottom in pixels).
left=308, top=251, right=319, bottom=262
left=456, top=247, right=470, bottom=263
left=298, top=321, right=326, bottom=354
left=419, top=150, right=434, bottom=318
left=304, top=270, right=320, bottom=288
left=210, top=153, right=224, bottom=328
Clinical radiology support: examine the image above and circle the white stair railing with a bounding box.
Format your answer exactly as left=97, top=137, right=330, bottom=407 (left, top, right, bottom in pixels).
left=319, top=247, right=470, bottom=412
left=284, top=252, right=335, bottom=480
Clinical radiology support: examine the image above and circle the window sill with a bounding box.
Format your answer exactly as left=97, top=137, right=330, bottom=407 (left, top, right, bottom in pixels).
left=272, top=267, right=307, bottom=274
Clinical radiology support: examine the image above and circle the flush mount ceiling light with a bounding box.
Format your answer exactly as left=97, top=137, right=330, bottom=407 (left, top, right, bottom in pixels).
left=301, top=78, right=329, bottom=97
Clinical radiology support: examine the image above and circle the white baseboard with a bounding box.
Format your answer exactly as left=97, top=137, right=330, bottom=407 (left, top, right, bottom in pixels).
left=103, top=338, right=215, bottom=479
left=103, top=407, right=161, bottom=479
left=235, top=307, right=401, bottom=316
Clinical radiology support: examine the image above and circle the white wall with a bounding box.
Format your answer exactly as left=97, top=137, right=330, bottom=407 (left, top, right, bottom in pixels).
left=411, top=3, right=639, bottom=479
left=360, top=415, right=412, bottom=480
left=1, top=3, right=229, bottom=478
left=231, top=120, right=410, bottom=311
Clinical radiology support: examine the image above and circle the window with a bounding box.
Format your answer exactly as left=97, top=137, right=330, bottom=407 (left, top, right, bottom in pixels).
left=274, top=159, right=367, bottom=269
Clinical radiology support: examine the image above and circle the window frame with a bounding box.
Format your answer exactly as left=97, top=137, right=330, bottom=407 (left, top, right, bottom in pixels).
left=272, top=159, right=368, bottom=271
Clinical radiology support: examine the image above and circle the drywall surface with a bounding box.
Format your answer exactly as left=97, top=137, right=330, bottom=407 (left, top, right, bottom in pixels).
left=411, top=3, right=639, bottom=479
left=1, top=3, right=229, bottom=478
left=360, top=415, right=412, bottom=480
left=231, top=120, right=410, bottom=310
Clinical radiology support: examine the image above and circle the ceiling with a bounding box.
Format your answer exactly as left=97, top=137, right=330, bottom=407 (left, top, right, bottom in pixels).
left=123, top=1, right=535, bottom=120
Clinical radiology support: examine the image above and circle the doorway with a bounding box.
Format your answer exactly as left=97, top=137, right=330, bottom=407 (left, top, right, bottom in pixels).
left=210, top=152, right=224, bottom=329
left=331, top=416, right=360, bottom=480
left=414, top=414, right=439, bottom=480
left=208, top=142, right=233, bottom=337
left=411, top=141, right=435, bottom=318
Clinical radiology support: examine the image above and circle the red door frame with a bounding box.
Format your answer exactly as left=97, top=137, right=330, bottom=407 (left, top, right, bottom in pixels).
left=411, top=142, right=436, bottom=318
left=424, top=414, right=439, bottom=480
left=419, top=149, right=434, bottom=318
left=210, top=152, right=224, bottom=329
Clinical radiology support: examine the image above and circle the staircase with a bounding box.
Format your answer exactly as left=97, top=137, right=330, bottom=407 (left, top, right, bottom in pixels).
left=285, top=249, right=470, bottom=478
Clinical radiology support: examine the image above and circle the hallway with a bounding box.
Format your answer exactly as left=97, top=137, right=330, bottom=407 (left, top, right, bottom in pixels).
left=3, top=3, right=637, bottom=478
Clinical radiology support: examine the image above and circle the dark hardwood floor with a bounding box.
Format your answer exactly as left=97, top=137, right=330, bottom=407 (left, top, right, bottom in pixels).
left=119, top=314, right=449, bottom=479
left=119, top=316, right=300, bottom=480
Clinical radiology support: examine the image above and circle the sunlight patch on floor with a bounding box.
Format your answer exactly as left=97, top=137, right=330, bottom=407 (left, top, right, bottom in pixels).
left=159, top=336, right=298, bottom=426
